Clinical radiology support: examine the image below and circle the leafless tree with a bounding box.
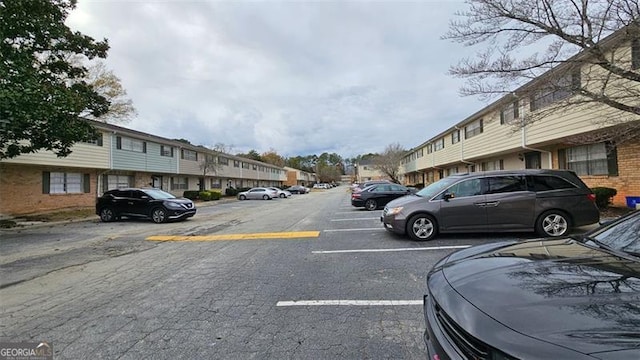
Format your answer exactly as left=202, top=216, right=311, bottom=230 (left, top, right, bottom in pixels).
left=445, top=0, right=640, bottom=144
left=373, top=143, right=406, bottom=183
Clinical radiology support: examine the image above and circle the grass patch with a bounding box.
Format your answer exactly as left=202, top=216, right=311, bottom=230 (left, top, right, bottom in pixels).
left=22, top=208, right=96, bottom=222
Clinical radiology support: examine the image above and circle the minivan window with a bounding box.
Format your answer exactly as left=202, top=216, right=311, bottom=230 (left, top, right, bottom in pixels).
left=528, top=175, right=576, bottom=192
left=416, top=176, right=462, bottom=198
left=487, top=176, right=526, bottom=194
left=445, top=178, right=482, bottom=198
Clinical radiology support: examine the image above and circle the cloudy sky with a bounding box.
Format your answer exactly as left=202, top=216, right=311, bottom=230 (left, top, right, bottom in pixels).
left=66, top=0, right=485, bottom=159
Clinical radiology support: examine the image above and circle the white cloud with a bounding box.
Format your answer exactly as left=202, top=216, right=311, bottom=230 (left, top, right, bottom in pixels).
left=67, top=0, right=483, bottom=159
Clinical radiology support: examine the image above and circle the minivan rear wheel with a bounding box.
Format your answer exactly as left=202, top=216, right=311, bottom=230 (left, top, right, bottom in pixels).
left=407, top=214, right=438, bottom=241
left=536, top=210, right=570, bottom=237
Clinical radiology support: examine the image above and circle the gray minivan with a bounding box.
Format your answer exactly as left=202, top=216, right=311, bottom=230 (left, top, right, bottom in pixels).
left=381, top=169, right=600, bottom=241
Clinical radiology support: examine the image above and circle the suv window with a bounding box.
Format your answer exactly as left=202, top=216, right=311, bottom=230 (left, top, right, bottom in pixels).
left=487, top=176, right=526, bottom=194
left=528, top=175, right=576, bottom=191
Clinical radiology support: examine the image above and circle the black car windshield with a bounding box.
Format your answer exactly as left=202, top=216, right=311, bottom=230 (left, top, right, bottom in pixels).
left=590, top=212, right=640, bottom=255
left=142, top=189, right=176, bottom=200
left=415, top=176, right=462, bottom=198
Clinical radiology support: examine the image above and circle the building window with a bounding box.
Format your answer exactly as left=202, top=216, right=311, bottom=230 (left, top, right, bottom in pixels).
left=482, top=160, right=504, bottom=171
left=451, top=130, right=460, bottom=144
left=171, top=177, right=188, bottom=190
left=233, top=160, right=240, bottom=168
left=43, top=172, right=89, bottom=194
left=500, top=101, right=519, bottom=125
left=161, top=146, right=173, bottom=157
left=219, top=157, right=229, bottom=165
left=105, top=174, right=133, bottom=190
left=465, top=119, right=483, bottom=139
left=82, top=133, right=103, bottom=146
left=426, top=144, right=433, bottom=154
left=210, top=178, right=221, bottom=189
left=181, top=149, right=197, bottom=161
left=565, top=143, right=617, bottom=176
left=116, top=136, right=146, bottom=153
left=417, top=149, right=424, bottom=157
left=434, top=138, right=445, bottom=151
left=530, top=69, right=581, bottom=111
left=633, top=38, right=640, bottom=70
left=242, top=162, right=250, bottom=169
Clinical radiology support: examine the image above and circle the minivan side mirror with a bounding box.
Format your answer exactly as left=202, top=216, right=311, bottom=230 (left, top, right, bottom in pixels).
left=443, top=193, right=455, bottom=201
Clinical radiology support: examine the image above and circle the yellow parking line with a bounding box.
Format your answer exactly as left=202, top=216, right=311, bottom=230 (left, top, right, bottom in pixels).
left=146, top=231, right=321, bottom=242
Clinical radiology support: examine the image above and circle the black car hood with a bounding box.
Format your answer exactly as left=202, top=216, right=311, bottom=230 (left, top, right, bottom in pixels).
left=439, top=239, right=640, bottom=355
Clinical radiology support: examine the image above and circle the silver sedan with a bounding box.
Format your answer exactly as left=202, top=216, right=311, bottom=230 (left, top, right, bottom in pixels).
left=237, top=187, right=278, bottom=200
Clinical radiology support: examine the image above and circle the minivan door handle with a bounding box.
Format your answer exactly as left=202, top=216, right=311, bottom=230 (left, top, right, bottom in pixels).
left=474, top=202, right=487, bottom=207
left=484, top=201, right=500, bottom=207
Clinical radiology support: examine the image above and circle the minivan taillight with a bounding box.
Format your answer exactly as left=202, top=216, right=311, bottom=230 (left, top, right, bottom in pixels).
left=587, top=193, right=596, bottom=202
left=351, top=193, right=361, bottom=200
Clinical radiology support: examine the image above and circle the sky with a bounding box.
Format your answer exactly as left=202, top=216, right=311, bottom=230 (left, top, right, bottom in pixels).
left=66, top=0, right=486, bottom=160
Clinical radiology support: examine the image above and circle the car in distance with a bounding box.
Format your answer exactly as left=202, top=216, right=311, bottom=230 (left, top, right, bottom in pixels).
left=352, top=179, right=393, bottom=193
left=96, top=188, right=196, bottom=223
left=268, top=187, right=292, bottom=198
left=286, top=185, right=309, bottom=194
left=351, top=183, right=415, bottom=211
left=382, top=169, right=599, bottom=241
left=423, top=210, right=640, bottom=359
left=237, top=187, right=278, bottom=200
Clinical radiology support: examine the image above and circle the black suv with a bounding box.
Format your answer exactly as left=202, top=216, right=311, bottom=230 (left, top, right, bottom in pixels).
left=382, top=169, right=599, bottom=241
left=96, top=188, right=196, bottom=223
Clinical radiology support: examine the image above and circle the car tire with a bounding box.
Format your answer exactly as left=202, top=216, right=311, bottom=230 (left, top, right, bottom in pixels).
left=536, top=210, right=570, bottom=237
left=407, top=214, right=438, bottom=241
left=151, top=207, right=167, bottom=223
left=99, top=207, right=116, bottom=222
left=279, top=193, right=286, bottom=198
left=364, top=199, right=378, bottom=211
left=239, top=195, right=246, bottom=200
left=263, top=195, right=270, bottom=200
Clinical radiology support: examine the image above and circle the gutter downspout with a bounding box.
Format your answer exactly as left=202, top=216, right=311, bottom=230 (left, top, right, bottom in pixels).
left=455, top=126, right=476, bottom=170
left=521, top=123, right=552, bottom=168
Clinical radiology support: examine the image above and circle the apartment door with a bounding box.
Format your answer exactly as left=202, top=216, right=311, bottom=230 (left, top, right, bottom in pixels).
left=524, top=151, right=541, bottom=169
left=152, top=176, right=163, bottom=189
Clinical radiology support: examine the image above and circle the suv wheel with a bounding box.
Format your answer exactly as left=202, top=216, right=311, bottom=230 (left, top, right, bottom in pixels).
left=99, top=207, right=116, bottom=222
left=536, top=210, right=570, bottom=237
left=364, top=199, right=378, bottom=211
left=151, top=207, right=167, bottom=223
left=407, top=214, right=438, bottom=241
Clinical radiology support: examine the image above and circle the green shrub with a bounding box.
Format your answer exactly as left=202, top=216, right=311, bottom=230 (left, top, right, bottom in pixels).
left=183, top=190, right=200, bottom=200
left=225, top=188, right=238, bottom=196
left=591, top=187, right=617, bottom=209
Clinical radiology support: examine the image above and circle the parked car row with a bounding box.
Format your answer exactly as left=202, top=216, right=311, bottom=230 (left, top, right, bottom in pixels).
left=237, top=187, right=293, bottom=200
left=286, top=185, right=310, bottom=194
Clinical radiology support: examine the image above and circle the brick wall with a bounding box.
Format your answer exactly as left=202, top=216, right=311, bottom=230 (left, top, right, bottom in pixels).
left=0, top=164, right=96, bottom=216
left=581, top=140, right=640, bottom=208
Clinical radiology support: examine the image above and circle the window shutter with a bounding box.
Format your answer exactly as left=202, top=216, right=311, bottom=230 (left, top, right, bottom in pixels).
left=116, top=136, right=122, bottom=149
left=181, top=149, right=184, bottom=159
left=83, top=174, right=91, bottom=193
left=143, top=142, right=147, bottom=153
left=42, top=172, right=50, bottom=194
left=97, top=134, right=103, bottom=146
left=500, top=111, right=505, bottom=125
left=606, top=143, right=619, bottom=176
left=514, top=100, right=519, bottom=118
left=479, top=119, right=484, bottom=133
left=171, top=147, right=174, bottom=157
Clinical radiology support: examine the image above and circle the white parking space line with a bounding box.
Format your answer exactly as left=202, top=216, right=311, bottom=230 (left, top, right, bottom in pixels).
left=276, top=300, right=422, bottom=307
left=312, top=245, right=471, bottom=254
left=323, top=228, right=385, bottom=232
left=331, top=218, right=379, bottom=221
